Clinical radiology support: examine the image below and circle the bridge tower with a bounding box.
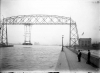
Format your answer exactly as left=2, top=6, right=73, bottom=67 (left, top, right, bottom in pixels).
left=69, top=18, right=79, bottom=48
left=0, top=18, right=9, bottom=46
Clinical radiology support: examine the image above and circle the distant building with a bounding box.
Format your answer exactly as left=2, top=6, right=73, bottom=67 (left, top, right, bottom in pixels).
left=79, top=38, right=91, bottom=47
left=92, top=42, right=100, bottom=50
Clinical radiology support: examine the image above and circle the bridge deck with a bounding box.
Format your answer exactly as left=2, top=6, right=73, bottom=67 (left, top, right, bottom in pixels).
left=55, top=47, right=99, bottom=72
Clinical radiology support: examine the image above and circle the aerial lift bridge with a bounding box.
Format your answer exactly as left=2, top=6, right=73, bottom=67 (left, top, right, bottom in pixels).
left=0, top=15, right=79, bottom=47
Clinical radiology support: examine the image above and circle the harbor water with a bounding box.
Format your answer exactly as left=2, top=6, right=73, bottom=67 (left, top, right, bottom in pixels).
left=0, top=45, right=61, bottom=71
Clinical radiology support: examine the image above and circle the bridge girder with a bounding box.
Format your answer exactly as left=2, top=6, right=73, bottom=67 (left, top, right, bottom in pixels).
left=3, top=15, right=75, bottom=25
left=0, top=15, right=79, bottom=47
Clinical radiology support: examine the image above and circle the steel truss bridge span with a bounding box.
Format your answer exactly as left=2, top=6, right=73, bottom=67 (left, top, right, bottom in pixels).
left=0, top=15, right=79, bottom=47
left=3, top=15, right=75, bottom=25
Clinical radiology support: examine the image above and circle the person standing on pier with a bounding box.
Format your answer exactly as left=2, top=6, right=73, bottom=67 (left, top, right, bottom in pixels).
left=77, top=50, right=82, bottom=62
left=87, top=50, right=91, bottom=64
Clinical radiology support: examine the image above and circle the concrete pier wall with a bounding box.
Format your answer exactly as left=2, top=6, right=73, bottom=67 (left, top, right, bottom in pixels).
left=82, top=52, right=100, bottom=68
left=67, top=47, right=100, bottom=68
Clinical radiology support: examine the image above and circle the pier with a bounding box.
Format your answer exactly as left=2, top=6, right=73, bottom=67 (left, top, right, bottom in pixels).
left=56, top=47, right=99, bottom=72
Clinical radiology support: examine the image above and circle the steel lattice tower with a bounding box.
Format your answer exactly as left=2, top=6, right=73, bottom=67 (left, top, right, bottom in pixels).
left=1, top=18, right=8, bottom=45
left=69, top=19, right=79, bottom=48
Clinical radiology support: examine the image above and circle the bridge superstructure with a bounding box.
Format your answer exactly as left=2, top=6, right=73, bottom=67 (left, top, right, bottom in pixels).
left=0, top=14, right=79, bottom=47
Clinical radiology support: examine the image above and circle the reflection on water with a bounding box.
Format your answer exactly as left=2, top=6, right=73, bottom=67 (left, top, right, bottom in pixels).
left=0, top=45, right=61, bottom=71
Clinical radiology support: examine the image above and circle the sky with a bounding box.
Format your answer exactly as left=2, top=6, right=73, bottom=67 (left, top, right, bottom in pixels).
left=1, top=0, right=100, bottom=45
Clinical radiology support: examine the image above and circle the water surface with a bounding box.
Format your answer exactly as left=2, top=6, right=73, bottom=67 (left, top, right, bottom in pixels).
left=0, top=45, right=61, bottom=71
